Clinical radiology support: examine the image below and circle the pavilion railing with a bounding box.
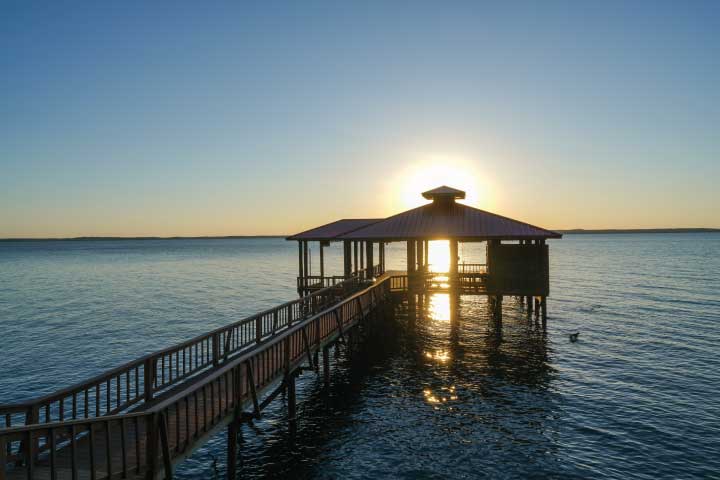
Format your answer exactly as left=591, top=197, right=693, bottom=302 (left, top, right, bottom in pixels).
left=296, top=264, right=382, bottom=291
left=458, top=263, right=487, bottom=274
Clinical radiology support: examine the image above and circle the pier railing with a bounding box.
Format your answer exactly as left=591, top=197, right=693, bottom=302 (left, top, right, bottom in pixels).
left=458, top=263, right=487, bottom=274
left=0, top=275, right=368, bottom=432
left=297, top=275, right=348, bottom=290
left=0, top=277, right=391, bottom=480
left=297, top=264, right=382, bottom=291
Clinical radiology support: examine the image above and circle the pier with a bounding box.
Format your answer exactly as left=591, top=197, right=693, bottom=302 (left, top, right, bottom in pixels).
left=0, top=186, right=560, bottom=479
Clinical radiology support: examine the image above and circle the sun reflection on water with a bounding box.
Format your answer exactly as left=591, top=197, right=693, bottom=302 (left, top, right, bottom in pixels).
left=424, top=350, right=450, bottom=362
left=423, top=386, right=459, bottom=406
left=429, top=293, right=451, bottom=322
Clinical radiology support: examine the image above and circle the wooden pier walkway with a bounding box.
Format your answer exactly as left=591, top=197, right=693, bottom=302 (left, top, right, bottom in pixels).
left=1, top=269, right=406, bottom=480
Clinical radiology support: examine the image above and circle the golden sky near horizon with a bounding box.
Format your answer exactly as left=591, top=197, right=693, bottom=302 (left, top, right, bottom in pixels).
left=2, top=152, right=717, bottom=238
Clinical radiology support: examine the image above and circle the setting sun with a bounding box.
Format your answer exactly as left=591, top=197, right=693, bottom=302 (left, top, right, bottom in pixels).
left=389, top=156, right=488, bottom=211
left=428, top=240, right=450, bottom=273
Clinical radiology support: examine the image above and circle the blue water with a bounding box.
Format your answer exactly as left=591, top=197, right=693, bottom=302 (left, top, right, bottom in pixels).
left=1, top=235, right=719, bottom=479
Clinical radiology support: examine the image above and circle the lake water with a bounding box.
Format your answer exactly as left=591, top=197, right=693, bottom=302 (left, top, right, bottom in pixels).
left=1, top=235, right=719, bottom=479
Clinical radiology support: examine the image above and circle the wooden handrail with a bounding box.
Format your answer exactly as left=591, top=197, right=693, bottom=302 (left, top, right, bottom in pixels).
left=0, top=274, right=366, bottom=426
left=0, top=277, right=390, bottom=429
left=148, top=277, right=389, bottom=413
left=0, top=277, right=393, bottom=480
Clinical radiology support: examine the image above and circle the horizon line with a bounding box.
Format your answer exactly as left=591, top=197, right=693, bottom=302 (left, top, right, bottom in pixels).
left=1, top=228, right=719, bottom=242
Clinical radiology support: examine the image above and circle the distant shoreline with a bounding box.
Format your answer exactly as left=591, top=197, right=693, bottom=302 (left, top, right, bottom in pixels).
left=0, top=235, right=288, bottom=242
left=555, top=228, right=720, bottom=235
left=1, top=229, right=718, bottom=241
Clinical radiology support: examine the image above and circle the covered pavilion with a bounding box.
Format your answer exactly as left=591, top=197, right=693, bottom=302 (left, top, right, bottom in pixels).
left=287, top=186, right=561, bottom=319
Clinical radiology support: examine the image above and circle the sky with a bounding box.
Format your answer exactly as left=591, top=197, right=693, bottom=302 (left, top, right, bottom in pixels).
left=1, top=1, right=719, bottom=237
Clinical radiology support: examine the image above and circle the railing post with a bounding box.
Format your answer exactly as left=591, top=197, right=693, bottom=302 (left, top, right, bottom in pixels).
left=255, top=316, right=262, bottom=344
left=144, top=358, right=155, bottom=403
left=26, top=405, right=39, bottom=426
left=212, top=333, right=220, bottom=367
left=19, top=406, right=39, bottom=464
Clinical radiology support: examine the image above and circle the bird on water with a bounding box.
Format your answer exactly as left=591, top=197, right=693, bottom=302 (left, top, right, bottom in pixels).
left=569, top=332, right=580, bottom=342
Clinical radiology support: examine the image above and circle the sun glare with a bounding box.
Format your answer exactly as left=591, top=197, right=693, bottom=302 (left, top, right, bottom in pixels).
left=393, top=157, right=485, bottom=210
left=428, top=240, right=450, bottom=273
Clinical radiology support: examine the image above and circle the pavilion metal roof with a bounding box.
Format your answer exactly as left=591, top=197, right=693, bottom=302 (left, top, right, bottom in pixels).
left=339, top=202, right=561, bottom=241
left=286, top=218, right=382, bottom=241
left=288, top=186, right=562, bottom=241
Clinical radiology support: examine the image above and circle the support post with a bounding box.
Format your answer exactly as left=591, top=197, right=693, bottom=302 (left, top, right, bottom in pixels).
left=380, top=242, right=385, bottom=273
left=343, top=241, right=351, bottom=278
left=297, top=241, right=303, bottom=279
left=366, top=241, right=374, bottom=277
left=297, top=241, right=304, bottom=295
left=303, top=241, right=309, bottom=278
left=360, top=241, right=364, bottom=275
left=541, top=297, right=547, bottom=329
left=353, top=242, right=358, bottom=275
left=406, top=241, right=416, bottom=287
left=449, top=239, right=458, bottom=286
left=417, top=240, right=424, bottom=272
left=320, top=242, right=325, bottom=277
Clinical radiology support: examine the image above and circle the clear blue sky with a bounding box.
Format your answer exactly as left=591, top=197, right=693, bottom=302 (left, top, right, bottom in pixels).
left=2, top=1, right=718, bottom=237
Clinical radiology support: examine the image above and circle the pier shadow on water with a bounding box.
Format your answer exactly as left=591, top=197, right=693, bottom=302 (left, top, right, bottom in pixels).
left=177, top=293, right=561, bottom=479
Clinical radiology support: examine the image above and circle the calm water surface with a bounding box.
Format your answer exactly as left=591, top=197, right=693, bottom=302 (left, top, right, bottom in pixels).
left=1, top=235, right=719, bottom=479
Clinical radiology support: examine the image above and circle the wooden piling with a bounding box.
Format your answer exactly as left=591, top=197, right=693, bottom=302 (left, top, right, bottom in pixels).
left=526, top=295, right=533, bottom=318
left=323, top=346, right=330, bottom=389
left=227, top=418, right=238, bottom=479
left=287, top=374, right=296, bottom=425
